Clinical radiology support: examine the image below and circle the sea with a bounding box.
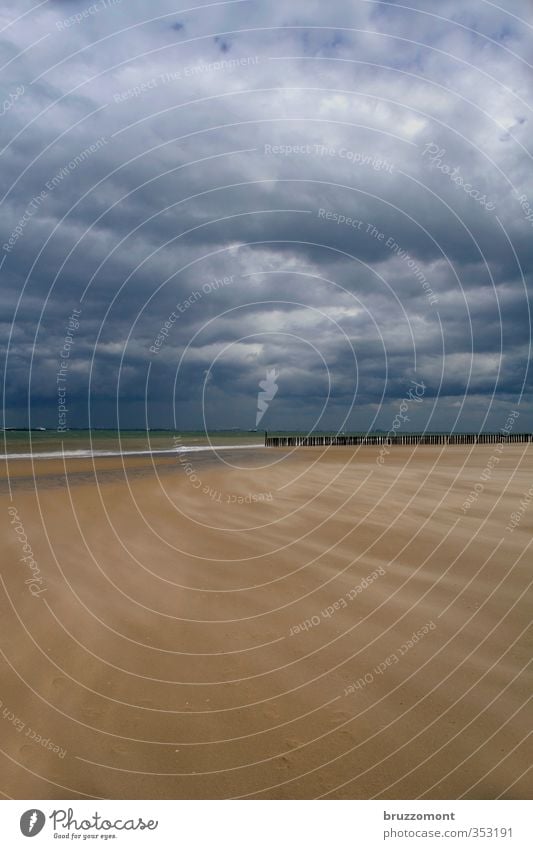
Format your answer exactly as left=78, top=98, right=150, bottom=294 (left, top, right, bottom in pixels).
left=0, top=430, right=266, bottom=460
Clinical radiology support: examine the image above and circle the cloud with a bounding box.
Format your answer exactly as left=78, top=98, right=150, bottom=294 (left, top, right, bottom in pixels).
left=1, top=0, right=531, bottom=430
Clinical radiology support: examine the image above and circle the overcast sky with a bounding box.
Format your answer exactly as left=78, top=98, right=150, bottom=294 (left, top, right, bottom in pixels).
left=1, top=0, right=532, bottom=432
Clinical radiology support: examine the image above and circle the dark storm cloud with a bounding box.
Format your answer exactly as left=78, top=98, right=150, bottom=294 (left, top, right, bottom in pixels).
left=1, top=0, right=531, bottom=430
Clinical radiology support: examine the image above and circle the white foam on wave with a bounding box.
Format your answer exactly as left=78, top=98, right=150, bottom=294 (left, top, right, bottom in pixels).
left=1, top=443, right=264, bottom=460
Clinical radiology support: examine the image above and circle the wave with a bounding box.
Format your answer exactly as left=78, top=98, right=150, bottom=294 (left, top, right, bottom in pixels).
left=0, top=443, right=264, bottom=461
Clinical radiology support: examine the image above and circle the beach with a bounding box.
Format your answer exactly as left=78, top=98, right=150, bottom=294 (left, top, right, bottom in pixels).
left=1, top=443, right=531, bottom=799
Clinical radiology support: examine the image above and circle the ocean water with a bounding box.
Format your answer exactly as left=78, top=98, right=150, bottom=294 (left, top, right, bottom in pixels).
left=0, top=430, right=264, bottom=460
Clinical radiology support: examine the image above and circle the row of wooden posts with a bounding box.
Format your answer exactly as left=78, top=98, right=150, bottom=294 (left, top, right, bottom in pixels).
left=264, top=433, right=533, bottom=447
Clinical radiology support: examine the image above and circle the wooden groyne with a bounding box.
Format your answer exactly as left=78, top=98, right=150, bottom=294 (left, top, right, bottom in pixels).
left=265, top=433, right=533, bottom=447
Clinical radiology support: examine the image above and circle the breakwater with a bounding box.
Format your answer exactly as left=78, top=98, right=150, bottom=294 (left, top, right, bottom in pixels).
left=265, top=433, right=533, bottom=447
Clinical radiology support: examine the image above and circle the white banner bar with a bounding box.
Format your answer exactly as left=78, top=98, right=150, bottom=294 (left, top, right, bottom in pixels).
left=1, top=800, right=530, bottom=848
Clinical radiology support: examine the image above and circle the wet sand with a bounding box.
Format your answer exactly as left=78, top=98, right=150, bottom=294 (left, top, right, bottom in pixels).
left=0, top=445, right=531, bottom=799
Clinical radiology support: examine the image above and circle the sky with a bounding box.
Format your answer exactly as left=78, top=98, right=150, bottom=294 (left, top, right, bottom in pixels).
left=1, top=0, right=532, bottom=432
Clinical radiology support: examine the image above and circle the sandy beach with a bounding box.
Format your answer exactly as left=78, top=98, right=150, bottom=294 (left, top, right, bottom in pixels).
left=1, top=444, right=531, bottom=799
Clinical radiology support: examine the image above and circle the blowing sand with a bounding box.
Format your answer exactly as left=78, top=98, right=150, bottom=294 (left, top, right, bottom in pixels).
left=0, top=445, right=531, bottom=799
